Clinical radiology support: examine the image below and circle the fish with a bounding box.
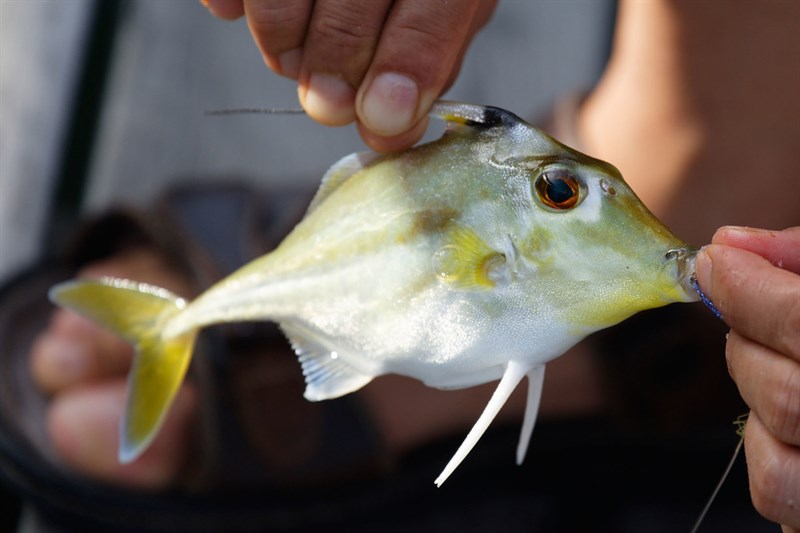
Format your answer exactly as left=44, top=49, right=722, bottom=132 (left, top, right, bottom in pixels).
left=49, top=101, right=700, bottom=486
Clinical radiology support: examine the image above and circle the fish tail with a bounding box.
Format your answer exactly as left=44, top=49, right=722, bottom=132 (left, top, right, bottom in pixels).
left=49, top=278, right=197, bottom=463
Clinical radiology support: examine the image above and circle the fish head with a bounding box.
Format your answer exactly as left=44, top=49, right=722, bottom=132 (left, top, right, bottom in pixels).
left=522, top=149, right=699, bottom=329
left=432, top=103, right=700, bottom=332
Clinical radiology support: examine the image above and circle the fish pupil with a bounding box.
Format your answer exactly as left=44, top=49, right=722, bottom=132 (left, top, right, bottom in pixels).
left=546, top=176, right=574, bottom=203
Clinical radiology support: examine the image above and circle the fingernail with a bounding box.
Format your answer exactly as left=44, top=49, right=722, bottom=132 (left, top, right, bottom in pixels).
left=695, top=247, right=713, bottom=296
left=725, top=225, right=765, bottom=233
left=302, top=73, right=356, bottom=125
left=722, top=225, right=772, bottom=236
left=730, top=226, right=781, bottom=241
left=361, top=72, right=419, bottom=136
left=278, top=48, right=302, bottom=79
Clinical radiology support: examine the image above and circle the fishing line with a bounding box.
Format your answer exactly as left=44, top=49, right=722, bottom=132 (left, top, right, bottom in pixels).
left=205, top=108, right=306, bottom=116
left=689, top=414, right=748, bottom=533
left=688, top=272, right=742, bottom=533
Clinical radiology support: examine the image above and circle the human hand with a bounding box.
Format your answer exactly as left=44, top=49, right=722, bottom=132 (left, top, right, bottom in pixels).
left=199, top=0, right=497, bottom=152
left=30, top=248, right=197, bottom=488
left=695, top=226, right=800, bottom=531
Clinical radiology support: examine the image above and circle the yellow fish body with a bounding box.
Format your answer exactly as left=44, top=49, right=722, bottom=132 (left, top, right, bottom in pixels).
left=50, top=102, right=699, bottom=486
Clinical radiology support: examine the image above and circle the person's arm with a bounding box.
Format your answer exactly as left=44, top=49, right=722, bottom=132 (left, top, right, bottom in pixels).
left=200, top=0, right=498, bottom=152
left=696, top=226, right=800, bottom=531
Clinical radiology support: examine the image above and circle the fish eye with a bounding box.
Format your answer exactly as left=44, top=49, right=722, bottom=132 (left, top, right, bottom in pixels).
left=533, top=168, right=583, bottom=210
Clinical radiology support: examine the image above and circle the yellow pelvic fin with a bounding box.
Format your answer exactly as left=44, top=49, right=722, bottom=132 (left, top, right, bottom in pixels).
left=49, top=278, right=196, bottom=463
left=433, top=226, right=504, bottom=290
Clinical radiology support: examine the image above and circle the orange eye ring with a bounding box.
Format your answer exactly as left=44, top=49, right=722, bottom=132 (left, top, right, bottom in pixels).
left=534, top=169, right=582, bottom=210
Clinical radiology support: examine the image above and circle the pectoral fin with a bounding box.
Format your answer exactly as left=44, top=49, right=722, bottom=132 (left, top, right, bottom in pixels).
left=434, top=361, right=529, bottom=487
left=435, top=225, right=506, bottom=290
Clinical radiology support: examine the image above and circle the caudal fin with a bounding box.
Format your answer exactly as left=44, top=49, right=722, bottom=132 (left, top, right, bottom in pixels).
left=49, top=278, right=197, bottom=463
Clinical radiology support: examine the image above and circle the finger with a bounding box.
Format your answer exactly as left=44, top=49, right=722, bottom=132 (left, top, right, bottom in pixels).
left=695, top=244, right=800, bottom=361
left=47, top=379, right=196, bottom=488
left=298, top=0, right=394, bottom=126
left=31, top=310, right=133, bottom=394
left=356, top=0, right=496, bottom=152
left=440, top=0, right=497, bottom=93
left=201, top=0, right=245, bottom=21
left=355, top=0, right=486, bottom=145
left=243, top=0, right=313, bottom=79
left=744, top=412, right=800, bottom=528
left=356, top=116, right=429, bottom=153
left=727, top=330, right=800, bottom=446
left=713, top=226, right=800, bottom=274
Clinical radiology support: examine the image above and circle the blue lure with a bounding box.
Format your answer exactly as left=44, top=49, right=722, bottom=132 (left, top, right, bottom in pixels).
left=690, top=276, right=723, bottom=320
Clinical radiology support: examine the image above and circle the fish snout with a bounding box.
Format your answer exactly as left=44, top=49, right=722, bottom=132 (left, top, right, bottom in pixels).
left=664, top=246, right=700, bottom=302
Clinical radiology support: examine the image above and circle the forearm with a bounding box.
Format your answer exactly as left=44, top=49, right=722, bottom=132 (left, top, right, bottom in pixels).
left=578, top=0, right=800, bottom=242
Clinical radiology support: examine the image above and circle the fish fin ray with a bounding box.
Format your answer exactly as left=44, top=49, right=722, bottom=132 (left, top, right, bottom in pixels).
left=120, top=330, right=197, bottom=462
left=280, top=322, right=373, bottom=401
left=307, top=151, right=380, bottom=213
left=516, top=365, right=545, bottom=465
left=49, top=278, right=196, bottom=463
left=49, top=278, right=187, bottom=342
left=439, top=225, right=505, bottom=290
left=434, top=360, right=529, bottom=487
left=429, top=101, right=520, bottom=130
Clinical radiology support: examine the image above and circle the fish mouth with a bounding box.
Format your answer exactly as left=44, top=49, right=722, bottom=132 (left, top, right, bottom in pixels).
left=664, top=246, right=700, bottom=302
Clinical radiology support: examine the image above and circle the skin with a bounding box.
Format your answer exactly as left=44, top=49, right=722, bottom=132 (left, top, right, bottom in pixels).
left=695, top=227, right=800, bottom=531
left=29, top=0, right=799, bottom=528
left=578, top=0, right=800, bottom=246
left=577, top=2, right=800, bottom=527
left=198, top=0, right=497, bottom=152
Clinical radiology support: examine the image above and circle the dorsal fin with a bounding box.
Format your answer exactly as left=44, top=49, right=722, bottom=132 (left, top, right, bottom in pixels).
left=429, top=101, right=521, bottom=130
left=279, top=321, right=373, bottom=401
left=304, top=101, right=521, bottom=217
left=306, top=151, right=379, bottom=213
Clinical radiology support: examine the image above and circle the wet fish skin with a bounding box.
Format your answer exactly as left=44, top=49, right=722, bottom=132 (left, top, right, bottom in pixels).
left=50, top=102, right=699, bottom=486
